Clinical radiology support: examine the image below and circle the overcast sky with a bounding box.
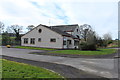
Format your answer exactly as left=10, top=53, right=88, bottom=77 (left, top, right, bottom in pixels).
left=0, top=0, right=119, bottom=39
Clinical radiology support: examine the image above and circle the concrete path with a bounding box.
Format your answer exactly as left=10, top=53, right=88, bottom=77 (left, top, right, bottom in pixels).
left=1, top=47, right=119, bottom=78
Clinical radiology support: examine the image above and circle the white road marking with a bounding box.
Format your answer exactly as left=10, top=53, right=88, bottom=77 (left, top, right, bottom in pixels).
left=100, top=71, right=116, bottom=78
left=81, top=61, right=97, bottom=64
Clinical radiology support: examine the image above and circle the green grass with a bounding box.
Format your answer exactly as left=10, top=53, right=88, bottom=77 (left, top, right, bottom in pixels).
left=15, top=46, right=56, bottom=51
left=107, top=45, right=118, bottom=48
left=10, top=37, right=16, bottom=39
left=2, top=59, right=64, bottom=78
left=49, top=49, right=117, bottom=55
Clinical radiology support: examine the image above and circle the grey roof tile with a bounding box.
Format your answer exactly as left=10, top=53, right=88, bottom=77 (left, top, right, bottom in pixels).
left=40, top=24, right=79, bottom=39
left=51, top=24, right=78, bottom=32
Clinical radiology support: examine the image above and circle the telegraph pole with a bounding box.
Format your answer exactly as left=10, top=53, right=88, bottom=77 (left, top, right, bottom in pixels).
left=49, top=19, right=50, bottom=26
left=49, top=19, right=52, bottom=29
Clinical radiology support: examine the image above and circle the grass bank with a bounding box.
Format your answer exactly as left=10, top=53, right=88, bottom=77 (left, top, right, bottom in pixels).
left=49, top=49, right=117, bottom=55
left=2, top=59, right=64, bottom=78
left=15, top=46, right=56, bottom=51
left=107, top=45, right=118, bottom=48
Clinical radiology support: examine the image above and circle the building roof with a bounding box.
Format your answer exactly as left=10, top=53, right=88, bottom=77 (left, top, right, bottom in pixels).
left=40, top=24, right=79, bottom=39
left=22, top=24, right=79, bottom=39
left=51, top=24, right=78, bottom=32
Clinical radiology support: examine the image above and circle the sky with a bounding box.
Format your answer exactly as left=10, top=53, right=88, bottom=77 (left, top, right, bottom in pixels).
left=0, top=0, right=119, bottom=39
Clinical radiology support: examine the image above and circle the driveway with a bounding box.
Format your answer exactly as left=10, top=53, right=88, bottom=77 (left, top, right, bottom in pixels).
left=1, top=47, right=119, bottom=79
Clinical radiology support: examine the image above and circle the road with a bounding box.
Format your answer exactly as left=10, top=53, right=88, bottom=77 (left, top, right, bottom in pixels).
left=1, top=47, right=120, bottom=79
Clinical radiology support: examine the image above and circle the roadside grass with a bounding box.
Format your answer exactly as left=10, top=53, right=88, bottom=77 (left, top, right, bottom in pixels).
left=107, top=45, right=118, bottom=48
left=2, top=59, right=64, bottom=79
left=15, top=46, right=56, bottom=51
left=0, top=59, right=2, bottom=78
left=49, top=49, right=117, bottom=55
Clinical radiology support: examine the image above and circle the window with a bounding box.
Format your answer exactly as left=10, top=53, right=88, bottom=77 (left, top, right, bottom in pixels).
left=24, top=38, right=28, bottom=44
left=63, top=40, right=66, bottom=45
left=76, top=35, right=80, bottom=39
left=30, top=38, right=35, bottom=44
left=38, top=29, right=42, bottom=33
left=77, top=29, right=79, bottom=32
left=50, top=38, right=56, bottom=42
left=38, top=38, right=41, bottom=42
left=67, top=40, right=72, bottom=44
left=74, top=40, right=79, bottom=46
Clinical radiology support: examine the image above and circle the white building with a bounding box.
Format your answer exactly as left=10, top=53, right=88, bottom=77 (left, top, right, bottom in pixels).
left=21, top=24, right=81, bottom=49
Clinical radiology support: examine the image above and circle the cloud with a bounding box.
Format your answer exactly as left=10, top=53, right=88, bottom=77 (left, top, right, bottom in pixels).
left=59, top=2, right=118, bottom=39
left=0, top=0, right=118, bottom=39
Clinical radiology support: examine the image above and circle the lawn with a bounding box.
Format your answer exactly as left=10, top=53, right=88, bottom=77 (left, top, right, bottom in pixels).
left=15, top=46, right=56, bottom=51
left=49, top=49, right=117, bottom=55
left=108, top=45, right=118, bottom=48
left=2, top=59, right=64, bottom=79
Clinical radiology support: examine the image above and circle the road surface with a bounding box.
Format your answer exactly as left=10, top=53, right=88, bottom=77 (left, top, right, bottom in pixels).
left=1, top=47, right=119, bottom=79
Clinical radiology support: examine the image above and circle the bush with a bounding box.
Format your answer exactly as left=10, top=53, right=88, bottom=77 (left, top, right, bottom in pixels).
left=107, top=40, right=113, bottom=44
left=80, top=42, right=96, bottom=51
left=2, top=35, right=11, bottom=46
left=2, top=35, right=21, bottom=46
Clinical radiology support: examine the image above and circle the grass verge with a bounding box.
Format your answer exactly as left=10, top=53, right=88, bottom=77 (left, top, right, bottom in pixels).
left=49, top=49, right=117, bottom=55
left=2, top=59, right=64, bottom=78
left=15, top=46, right=56, bottom=51
left=107, top=45, right=118, bottom=48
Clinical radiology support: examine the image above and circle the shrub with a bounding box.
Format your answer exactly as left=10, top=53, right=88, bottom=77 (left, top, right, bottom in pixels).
left=107, top=40, right=113, bottom=44
left=80, top=42, right=96, bottom=51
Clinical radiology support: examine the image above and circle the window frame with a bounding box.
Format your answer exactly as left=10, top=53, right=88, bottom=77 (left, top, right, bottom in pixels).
left=24, top=38, right=28, bottom=44
left=38, top=38, right=41, bottom=42
left=67, top=40, right=72, bottom=45
left=77, top=29, right=79, bottom=32
left=38, top=29, right=42, bottom=33
left=50, top=38, right=56, bottom=42
left=74, top=40, right=79, bottom=46
left=63, top=40, right=66, bottom=45
left=30, top=38, right=35, bottom=44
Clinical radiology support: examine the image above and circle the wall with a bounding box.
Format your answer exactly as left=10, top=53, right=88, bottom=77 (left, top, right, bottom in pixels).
left=63, top=36, right=76, bottom=49
left=72, top=26, right=81, bottom=39
left=21, top=25, right=63, bottom=49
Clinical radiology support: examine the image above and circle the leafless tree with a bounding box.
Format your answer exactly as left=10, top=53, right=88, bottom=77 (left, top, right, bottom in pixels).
left=80, top=24, right=92, bottom=41
left=10, top=25, right=23, bottom=41
left=0, top=21, right=4, bottom=33
left=87, top=30, right=97, bottom=44
left=103, top=33, right=113, bottom=47
left=27, top=25, right=35, bottom=31
left=103, top=33, right=112, bottom=40
left=6, top=26, right=12, bottom=33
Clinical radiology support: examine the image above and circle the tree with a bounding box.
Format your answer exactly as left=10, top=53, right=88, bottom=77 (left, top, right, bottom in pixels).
left=103, top=33, right=112, bottom=40
left=103, top=33, right=113, bottom=47
left=0, top=21, right=4, bottom=33
left=95, top=37, right=105, bottom=48
left=87, top=30, right=97, bottom=44
left=2, top=31, right=11, bottom=45
left=6, top=26, right=12, bottom=33
left=10, top=25, right=23, bottom=42
left=79, top=24, right=97, bottom=50
left=27, top=25, right=34, bottom=31
left=80, top=24, right=92, bottom=41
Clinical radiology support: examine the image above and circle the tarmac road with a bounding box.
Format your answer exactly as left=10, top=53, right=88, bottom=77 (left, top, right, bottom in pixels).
left=1, top=47, right=120, bottom=79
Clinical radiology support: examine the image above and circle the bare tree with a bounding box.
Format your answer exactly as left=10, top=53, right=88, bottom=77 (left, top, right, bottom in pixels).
left=103, top=33, right=113, bottom=47
left=0, top=21, right=4, bottom=33
left=10, top=25, right=23, bottom=41
left=103, top=33, right=112, bottom=40
left=79, top=24, right=98, bottom=50
left=27, top=25, right=35, bottom=31
left=80, top=24, right=92, bottom=41
left=87, top=30, right=97, bottom=44
left=6, top=26, right=12, bottom=33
